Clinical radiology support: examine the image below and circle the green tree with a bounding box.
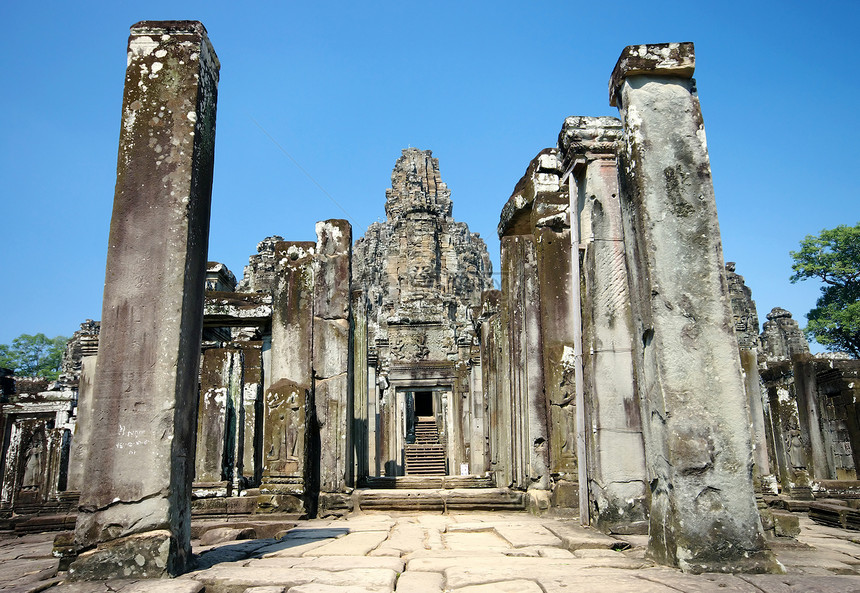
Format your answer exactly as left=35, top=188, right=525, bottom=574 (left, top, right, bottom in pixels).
left=0, top=333, right=68, bottom=379
left=790, top=223, right=860, bottom=358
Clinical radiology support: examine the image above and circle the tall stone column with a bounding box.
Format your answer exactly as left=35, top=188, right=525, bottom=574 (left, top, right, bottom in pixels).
left=239, top=340, right=264, bottom=486
left=71, top=21, right=218, bottom=579
left=792, top=353, right=832, bottom=479
left=352, top=290, right=369, bottom=482
left=264, top=241, right=316, bottom=512
left=194, top=347, right=243, bottom=492
left=66, top=355, right=97, bottom=494
left=313, top=220, right=353, bottom=498
left=610, top=43, right=777, bottom=572
left=562, top=116, right=648, bottom=534
left=501, top=235, right=549, bottom=490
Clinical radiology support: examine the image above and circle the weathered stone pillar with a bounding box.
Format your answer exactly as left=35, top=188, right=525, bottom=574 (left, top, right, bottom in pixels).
left=66, top=355, right=97, bottom=494
left=263, top=241, right=316, bottom=512
left=479, top=291, right=507, bottom=486
left=367, top=360, right=379, bottom=477
left=352, top=290, right=369, bottom=482
left=194, top=347, right=243, bottom=492
left=313, top=220, right=353, bottom=497
left=562, top=116, right=649, bottom=534
left=71, top=21, right=218, bottom=579
left=792, top=353, right=832, bottom=479
left=239, top=340, right=264, bottom=486
left=725, top=263, right=772, bottom=485
left=741, top=350, right=771, bottom=479
left=501, top=235, right=549, bottom=490
left=469, top=356, right=487, bottom=473
left=610, top=43, right=777, bottom=572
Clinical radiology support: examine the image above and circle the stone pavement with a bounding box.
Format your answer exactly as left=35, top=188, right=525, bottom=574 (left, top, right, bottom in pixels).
left=3, top=512, right=860, bottom=592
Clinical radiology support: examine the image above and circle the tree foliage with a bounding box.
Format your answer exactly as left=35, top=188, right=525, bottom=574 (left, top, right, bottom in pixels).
left=0, top=333, right=68, bottom=380
left=790, top=223, right=860, bottom=358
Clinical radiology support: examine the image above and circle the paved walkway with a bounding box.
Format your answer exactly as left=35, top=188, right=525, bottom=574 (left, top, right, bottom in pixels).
left=2, top=512, right=860, bottom=592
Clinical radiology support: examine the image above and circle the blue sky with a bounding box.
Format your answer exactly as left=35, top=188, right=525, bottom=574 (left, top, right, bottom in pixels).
left=1, top=1, right=857, bottom=350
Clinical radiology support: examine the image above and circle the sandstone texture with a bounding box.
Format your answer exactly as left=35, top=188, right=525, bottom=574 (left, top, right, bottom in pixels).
left=7, top=512, right=860, bottom=592
left=612, top=42, right=777, bottom=571
left=72, top=20, right=219, bottom=578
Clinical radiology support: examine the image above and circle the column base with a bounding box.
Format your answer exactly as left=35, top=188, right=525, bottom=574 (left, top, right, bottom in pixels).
left=68, top=530, right=181, bottom=580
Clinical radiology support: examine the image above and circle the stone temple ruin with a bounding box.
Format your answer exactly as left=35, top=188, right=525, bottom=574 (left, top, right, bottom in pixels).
left=1, top=21, right=860, bottom=581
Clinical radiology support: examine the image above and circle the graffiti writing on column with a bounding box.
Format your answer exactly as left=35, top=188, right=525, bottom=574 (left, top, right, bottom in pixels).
left=115, top=424, right=151, bottom=454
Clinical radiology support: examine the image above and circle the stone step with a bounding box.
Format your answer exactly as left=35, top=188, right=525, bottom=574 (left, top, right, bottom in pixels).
left=809, top=502, right=860, bottom=531
left=405, top=442, right=447, bottom=476
left=360, top=475, right=496, bottom=489
left=356, top=487, right=526, bottom=512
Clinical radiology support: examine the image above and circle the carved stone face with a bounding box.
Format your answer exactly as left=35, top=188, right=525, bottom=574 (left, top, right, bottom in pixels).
left=409, top=261, right=436, bottom=289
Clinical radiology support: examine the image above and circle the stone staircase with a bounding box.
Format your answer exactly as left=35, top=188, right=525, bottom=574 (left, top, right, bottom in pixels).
left=405, top=417, right=446, bottom=476
left=356, top=417, right=525, bottom=511
left=355, top=487, right=525, bottom=512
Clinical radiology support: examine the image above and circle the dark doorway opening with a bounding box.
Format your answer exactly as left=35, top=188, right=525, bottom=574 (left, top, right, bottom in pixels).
left=415, top=391, right=433, bottom=417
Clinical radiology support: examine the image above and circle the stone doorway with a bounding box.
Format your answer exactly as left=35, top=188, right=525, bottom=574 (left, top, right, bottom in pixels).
left=400, top=387, right=447, bottom=476
left=414, top=390, right=433, bottom=417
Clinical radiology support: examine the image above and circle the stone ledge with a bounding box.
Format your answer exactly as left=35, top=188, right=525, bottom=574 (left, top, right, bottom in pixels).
left=609, top=42, right=695, bottom=106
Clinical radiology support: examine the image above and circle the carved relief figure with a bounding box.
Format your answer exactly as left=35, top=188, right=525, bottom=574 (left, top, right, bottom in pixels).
left=21, top=432, right=44, bottom=492
left=268, top=388, right=301, bottom=462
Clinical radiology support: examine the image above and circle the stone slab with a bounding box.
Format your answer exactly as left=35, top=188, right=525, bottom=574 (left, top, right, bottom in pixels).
left=248, top=556, right=404, bottom=572
left=542, top=522, right=626, bottom=550
left=190, top=566, right=397, bottom=593
left=452, top=580, right=543, bottom=593
left=446, top=565, right=666, bottom=591
left=302, top=531, right=388, bottom=556
left=741, top=574, right=860, bottom=592
left=394, top=571, right=443, bottom=593
left=287, top=586, right=390, bottom=593
left=443, top=531, right=511, bottom=552
left=51, top=581, right=205, bottom=593
left=492, top=523, right=561, bottom=548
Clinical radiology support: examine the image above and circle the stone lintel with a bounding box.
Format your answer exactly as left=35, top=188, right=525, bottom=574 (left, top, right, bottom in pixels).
left=557, top=116, right=622, bottom=167
left=204, top=291, right=272, bottom=327
left=498, top=149, right=562, bottom=238
left=609, top=42, right=695, bottom=106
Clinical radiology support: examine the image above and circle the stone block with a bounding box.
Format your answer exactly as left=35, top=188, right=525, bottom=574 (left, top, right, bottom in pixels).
left=255, top=494, right=304, bottom=514
left=772, top=510, right=801, bottom=538
left=551, top=480, right=579, bottom=509
left=68, top=530, right=173, bottom=580
left=199, top=527, right=257, bottom=546
left=313, top=319, right=350, bottom=380
left=226, top=496, right=260, bottom=515
left=395, top=571, right=443, bottom=593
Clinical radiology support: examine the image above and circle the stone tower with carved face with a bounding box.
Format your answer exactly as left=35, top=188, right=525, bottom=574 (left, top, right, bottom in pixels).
left=354, top=148, right=493, bottom=371
left=352, top=148, right=493, bottom=477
